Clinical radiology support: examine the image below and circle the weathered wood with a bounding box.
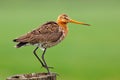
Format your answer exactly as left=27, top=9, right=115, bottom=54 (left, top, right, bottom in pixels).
left=6, top=72, right=56, bottom=80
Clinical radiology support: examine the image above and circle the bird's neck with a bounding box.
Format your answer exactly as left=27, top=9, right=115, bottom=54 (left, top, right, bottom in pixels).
left=57, top=21, right=68, bottom=35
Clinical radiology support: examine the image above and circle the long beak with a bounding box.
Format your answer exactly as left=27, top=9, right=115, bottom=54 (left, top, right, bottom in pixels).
left=69, top=19, right=90, bottom=26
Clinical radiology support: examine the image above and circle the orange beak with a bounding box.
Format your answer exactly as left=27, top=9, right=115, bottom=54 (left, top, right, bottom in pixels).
left=69, top=19, right=90, bottom=26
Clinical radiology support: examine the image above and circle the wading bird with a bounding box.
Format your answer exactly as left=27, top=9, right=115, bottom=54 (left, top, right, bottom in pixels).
left=13, top=14, right=90, bottom=74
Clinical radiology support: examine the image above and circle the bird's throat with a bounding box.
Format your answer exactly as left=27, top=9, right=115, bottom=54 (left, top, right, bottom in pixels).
left=57, top=22, right=68, bottom=36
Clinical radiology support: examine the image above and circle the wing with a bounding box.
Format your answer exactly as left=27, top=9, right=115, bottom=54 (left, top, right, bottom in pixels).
left=14, top=21, right=63, bottom=44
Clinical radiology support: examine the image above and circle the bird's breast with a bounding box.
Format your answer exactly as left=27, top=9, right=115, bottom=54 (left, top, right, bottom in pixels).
left=58, top=24, right=68, bottom=36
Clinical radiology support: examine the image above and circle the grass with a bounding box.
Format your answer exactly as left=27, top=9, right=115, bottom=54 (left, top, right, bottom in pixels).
left=0, top=0, right=120, bottom=80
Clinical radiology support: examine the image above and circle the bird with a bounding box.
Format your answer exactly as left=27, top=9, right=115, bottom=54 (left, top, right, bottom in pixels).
left=13, top=14, right=90, bottom=74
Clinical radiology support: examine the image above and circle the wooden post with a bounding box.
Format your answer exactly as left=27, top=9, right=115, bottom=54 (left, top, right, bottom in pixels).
left=6, top=72, right=56, bottom=80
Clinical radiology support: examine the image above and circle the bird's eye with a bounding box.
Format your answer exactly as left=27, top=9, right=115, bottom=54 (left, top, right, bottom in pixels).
left=64, top=17, right=69, bottom=20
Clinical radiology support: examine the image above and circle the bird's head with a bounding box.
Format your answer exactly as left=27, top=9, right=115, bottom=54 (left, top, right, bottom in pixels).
left=57, top=14, right=90, bottom=26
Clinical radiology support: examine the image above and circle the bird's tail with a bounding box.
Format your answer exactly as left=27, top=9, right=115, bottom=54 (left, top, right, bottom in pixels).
left=13, top=39, right=28, bottom=48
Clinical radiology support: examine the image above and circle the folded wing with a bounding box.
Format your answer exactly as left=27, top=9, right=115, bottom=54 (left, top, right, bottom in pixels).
left=13, top=21, right=63, bottom=48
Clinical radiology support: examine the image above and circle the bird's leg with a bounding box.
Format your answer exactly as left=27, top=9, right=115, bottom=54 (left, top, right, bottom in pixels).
left=33, top=47, right=45, bottom=67
left=41, top=48, right=50, bottom=74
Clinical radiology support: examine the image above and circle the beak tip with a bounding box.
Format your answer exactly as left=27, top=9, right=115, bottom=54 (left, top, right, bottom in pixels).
left=83, top=24, right=91, bottom=26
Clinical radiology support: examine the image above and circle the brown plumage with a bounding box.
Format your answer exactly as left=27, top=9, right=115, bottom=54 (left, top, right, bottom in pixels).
left=13, top=21, right=64, bottom=48
left=13, top=14, right=90, bottom=73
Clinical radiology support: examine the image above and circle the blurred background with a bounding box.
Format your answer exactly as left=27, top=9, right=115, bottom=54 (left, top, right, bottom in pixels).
left=0, top=0, right=120, bottom=80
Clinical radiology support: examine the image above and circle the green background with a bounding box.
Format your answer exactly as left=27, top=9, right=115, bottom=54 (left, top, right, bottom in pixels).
left=0, top=0, right=120, bottom=80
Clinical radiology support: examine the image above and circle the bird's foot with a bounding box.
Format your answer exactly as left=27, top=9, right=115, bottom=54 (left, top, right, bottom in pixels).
left=41, top=65, right=54, bottom=69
